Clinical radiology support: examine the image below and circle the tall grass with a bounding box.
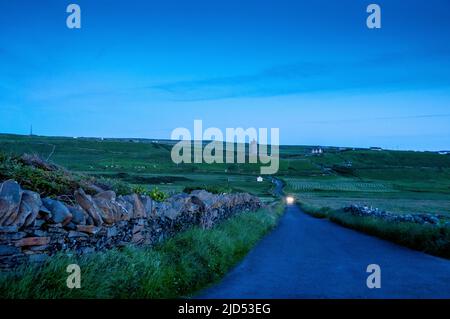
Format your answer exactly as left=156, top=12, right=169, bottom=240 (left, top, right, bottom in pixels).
left=299, top=203, right=450, bottom=259
left=0, top=203, right=284, bottom=299
left=297, top=202, right=331, bottom=219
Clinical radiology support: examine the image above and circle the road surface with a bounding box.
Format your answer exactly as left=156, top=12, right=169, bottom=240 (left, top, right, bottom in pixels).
left=198, top=204, right=450, bottom=298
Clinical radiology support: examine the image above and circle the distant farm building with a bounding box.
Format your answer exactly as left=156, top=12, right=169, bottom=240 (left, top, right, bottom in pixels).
left=311, top=147, right=323, bottom=155
left=256, top=176, right=264, bottom=182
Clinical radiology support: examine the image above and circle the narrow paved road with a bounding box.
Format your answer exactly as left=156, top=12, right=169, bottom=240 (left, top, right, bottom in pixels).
left=199, top=204, right=450, bottom=298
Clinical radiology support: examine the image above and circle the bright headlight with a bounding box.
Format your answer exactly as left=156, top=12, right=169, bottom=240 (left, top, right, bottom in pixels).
left=286, top=196, right=295, bottom=204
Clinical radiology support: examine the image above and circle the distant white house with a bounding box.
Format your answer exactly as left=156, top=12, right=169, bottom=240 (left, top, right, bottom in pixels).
left=256, top=176, right=264, bottom=182
left=311, top=147, right=323, bottom=155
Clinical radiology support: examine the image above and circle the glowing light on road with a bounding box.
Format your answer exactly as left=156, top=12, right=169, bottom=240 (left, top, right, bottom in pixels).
left=286, top=196, right=295, bottom=204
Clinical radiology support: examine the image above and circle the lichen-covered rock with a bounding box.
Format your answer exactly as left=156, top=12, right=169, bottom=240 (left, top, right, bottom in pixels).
left=42, top=198, right=73, bottom=226
left=95, top=190, right=116, bottom=202
left=14, top=236, right=50, bottom=247
left=141, top=195, right=153, bottom=218
left=74, top=188, right=104, bottom=226
left=93, top=196, right=117, bottom=224
left=76, top=225, right=101, bottom=235
left=0, top=180, right=23, bottom=226
left=155, top=201, right=181, bottom=220
left=95, top=191, right=131, bottom=224
left=22, top=190, right=43, bottom=227
left=67, top=205, right=88, bottom=225
left=191, top=190, right=215, bottom=208
left=68, top=231, right=89, bottom=238
left=116, top=196, right=133, bottom=221
left=4, top=190, right=40, bottom=229
left=131, top=194, right=146, bottom=219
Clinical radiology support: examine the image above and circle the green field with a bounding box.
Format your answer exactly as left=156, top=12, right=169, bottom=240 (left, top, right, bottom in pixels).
left=0, top=134, right=276, bottom=201
left=1, top=133, right=450, bottom=215
left=285, top=178, right=392, bottom=193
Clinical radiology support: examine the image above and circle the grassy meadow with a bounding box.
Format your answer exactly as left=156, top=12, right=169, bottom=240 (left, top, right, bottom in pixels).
left=1, top=133, right=450, bottom=294
left=282, top=149, right=450, bottom=216
left=1, top=133, right=450, bottom=215
left=0, top=134, right=276, bottom=200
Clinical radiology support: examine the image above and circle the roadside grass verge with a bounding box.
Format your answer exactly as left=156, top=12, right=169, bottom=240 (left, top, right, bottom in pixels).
left=298, top=203, right=450, bottom=259
left=297, top=202, right=332, bottom=219
left=0, top=203, right=284, bottom=299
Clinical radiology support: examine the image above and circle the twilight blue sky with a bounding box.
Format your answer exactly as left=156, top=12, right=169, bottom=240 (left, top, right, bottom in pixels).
left=1, top=0, right=450, bottom=150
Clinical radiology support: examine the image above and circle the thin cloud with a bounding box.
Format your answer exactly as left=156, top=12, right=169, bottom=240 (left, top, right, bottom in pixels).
left=147, top=52, right=450, bottom=101
left=151, top=61, right=328, bottom=91
left=300, top=114, right=450, bottom=124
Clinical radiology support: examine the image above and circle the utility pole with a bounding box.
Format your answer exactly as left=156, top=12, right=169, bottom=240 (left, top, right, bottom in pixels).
left=30, top=125, right=33, bottom=136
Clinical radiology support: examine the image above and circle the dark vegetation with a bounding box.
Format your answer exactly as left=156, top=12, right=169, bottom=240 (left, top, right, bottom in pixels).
left=0, top=152, right=168, bottom=202
left=0, top=152, right=97, bottom=197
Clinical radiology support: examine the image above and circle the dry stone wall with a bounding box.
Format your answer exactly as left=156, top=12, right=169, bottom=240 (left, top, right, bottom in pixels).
left=0, top=180, right=262, bottom=269
left=343, top=205, right=449, bottom=226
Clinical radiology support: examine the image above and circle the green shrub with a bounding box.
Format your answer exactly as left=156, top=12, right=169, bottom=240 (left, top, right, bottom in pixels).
left=0, top=153, right=20, bottom=181
left=1, top=153, right=78, bottom=196
left=132, top=185, right=148, bottom=195
left=131, top=185, right=167, bottom=201
left=0, top=152, right=135, bottom=198
left=148, top=187, right=168, bottom=202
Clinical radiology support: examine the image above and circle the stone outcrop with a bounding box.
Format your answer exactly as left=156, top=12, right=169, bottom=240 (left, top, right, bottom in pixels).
left=0, top=180, right=23, bottom=226
left=343, top=205, right=447, bottom=226
left=0, top=180, right=262, bottom=269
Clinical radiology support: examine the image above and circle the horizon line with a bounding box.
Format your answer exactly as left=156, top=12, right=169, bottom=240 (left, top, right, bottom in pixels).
left=1, top=132, right=449, bottom=153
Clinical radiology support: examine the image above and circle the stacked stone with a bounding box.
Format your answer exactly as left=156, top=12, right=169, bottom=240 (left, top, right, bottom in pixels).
left=0, top=180, right=262, bottom=269
left=343, top=205, right=445, bottom=225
